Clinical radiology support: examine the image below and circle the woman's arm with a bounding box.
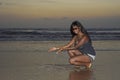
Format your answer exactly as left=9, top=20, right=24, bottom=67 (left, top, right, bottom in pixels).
left=74, top=35, right=89, bottom=49
left=61, top=36, right=76, bottom=49
left=48, top=36, right=76, bottom=52
left=58, top=35, right=89, bottom=51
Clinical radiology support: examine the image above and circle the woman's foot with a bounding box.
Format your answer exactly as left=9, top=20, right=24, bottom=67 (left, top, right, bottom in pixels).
left=86, top=63, right=92, bottom=69
left=74, top=65, right=86, bottom=71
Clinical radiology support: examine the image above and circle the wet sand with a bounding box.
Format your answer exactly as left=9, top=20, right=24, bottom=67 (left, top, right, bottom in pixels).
left=0, top=40, right=120, bottom=80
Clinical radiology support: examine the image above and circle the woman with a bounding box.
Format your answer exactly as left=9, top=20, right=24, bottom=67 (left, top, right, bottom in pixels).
left=48, top=21, right=96, bottom=68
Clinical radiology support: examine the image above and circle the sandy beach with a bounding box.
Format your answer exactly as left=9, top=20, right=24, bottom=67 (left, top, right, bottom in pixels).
left=0, top=40, right=120, bottom=80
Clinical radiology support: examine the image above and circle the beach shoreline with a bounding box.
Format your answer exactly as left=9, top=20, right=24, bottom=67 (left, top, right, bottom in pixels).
left=0, top=40, right=120, bottom=80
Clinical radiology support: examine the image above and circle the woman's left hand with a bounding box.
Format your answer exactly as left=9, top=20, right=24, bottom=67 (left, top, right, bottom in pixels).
left=56, top=47, right=64, bottom=54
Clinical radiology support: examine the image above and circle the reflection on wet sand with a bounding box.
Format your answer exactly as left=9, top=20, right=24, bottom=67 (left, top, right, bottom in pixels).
left=69, top=69, right=93, bottom=80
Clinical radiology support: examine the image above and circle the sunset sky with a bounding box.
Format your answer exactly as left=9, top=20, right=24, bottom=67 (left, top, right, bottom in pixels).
left=0, top=0, right=120, bottom=29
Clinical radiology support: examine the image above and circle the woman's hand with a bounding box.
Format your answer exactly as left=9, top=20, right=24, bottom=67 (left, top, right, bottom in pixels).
left=48, top=46, right=67, bottom=54
left=48, top=47, right=59, bottom=52
left=56, top=47, right=66, bottom=54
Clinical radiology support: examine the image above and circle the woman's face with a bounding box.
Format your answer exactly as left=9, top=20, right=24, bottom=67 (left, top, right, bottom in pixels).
left=72, top=26, right=80, bottom=34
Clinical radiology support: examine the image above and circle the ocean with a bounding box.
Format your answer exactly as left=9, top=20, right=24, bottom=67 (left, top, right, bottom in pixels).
left=0, top=29, right=120, bottom=80
left=0, top=28, right=120, bottom=41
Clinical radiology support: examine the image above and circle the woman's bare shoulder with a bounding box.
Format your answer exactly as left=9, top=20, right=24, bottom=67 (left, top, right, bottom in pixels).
left=82, top=35, right=89, bottom=41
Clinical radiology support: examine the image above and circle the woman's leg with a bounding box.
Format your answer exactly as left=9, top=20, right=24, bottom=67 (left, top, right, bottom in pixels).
left=68, top=49, right=82, bottom=58
left=70, top=55, right=91, bottom=68
left=69, top=55, right=91, bottom=65
left=68, top=50, right=91, bottom=68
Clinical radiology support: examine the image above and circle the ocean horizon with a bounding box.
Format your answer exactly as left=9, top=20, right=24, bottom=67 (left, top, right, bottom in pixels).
left=0, top=28, right=120, bottom=41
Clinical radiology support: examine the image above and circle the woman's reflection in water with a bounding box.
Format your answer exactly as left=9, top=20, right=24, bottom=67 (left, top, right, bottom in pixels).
left=69, top=69, right=93, bottom=80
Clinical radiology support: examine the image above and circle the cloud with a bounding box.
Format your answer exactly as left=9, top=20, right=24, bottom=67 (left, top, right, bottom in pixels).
left=0, top=2, right=17, bottom=6
left=0, top=0, right=57, bottom=7
left=39, top=0, right=57, bottom=3
left=5, top=3, right=17, bottom=6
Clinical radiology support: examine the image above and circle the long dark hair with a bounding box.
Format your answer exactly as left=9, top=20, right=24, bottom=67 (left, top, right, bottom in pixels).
left=70, top=21, right=91, bottom=43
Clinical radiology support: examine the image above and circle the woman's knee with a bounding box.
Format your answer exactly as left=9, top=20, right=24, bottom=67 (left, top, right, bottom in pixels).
left=69, top=58, right=75, bottom=64
left=68, top=50, right=74, bottom=53
left=68, top=50, right=75, bottom=57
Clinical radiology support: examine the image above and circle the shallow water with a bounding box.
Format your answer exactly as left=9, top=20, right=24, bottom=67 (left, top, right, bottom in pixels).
left=0, top=41, right=120, bottom=80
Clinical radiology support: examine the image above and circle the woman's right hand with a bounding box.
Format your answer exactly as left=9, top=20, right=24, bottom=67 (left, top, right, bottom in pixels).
left=48, top=47, right=58, bottom=52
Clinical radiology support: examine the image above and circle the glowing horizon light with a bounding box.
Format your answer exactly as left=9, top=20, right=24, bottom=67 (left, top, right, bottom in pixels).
left=0, top=0, right=120, bottom=29
left=0, top=0, right=120, bottom=19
